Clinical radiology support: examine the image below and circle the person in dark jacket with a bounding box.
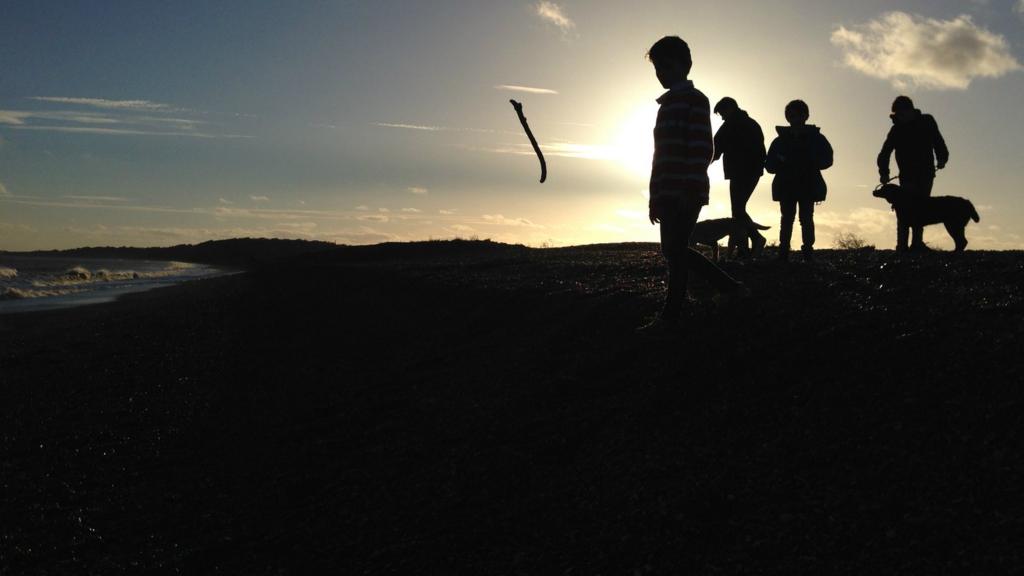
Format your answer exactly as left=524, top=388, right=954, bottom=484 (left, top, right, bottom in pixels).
left=877, top=95, right=949, bottom=251
left=765, top=100, right=834, bottom=262
left=713, top=97, right=767, bottom=256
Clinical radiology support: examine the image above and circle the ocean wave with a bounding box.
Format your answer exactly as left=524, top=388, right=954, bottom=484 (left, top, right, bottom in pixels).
left=0, top=267, right=17, bottom=279
left=32, top=262, right=198, bottom=287
left=1, top=286, right=84, bottom=300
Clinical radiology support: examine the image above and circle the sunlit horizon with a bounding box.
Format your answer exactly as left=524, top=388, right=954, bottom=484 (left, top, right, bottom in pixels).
left=2, top=2, right=1023, bottom=252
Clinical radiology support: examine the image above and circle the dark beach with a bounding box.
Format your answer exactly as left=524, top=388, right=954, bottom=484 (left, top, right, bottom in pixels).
left=3, top=241, right=1023, bottom=573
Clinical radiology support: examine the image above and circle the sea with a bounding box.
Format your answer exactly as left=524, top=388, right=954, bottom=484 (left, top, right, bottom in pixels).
left=0, top=255, right=224, bottom=314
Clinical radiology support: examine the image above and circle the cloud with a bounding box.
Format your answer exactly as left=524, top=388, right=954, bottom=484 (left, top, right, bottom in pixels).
left=358, top=214, right=390, bottom=223
left=0, top=103, right=246, bottom=139
left=439, top=209, right=456, bottom=215
left=831, top=12, right=1022, bottom=89
left=355, top=205, right=370, bottom=211
left=481, top=214, right=543, bottom=228
left=373, top=122, right=443, bottom=132
left=30, top=96, right=170, bottom=111
left=1017, top=0, right=1024, bottom=14
left=0, top=182, right=9, bottom=197
left=373, top=122, right=504, bottom=135
left=250, top=195, right=270, bottom=202
left=62, top=195, right=129, bottom=202
left=484, top=140, right=613, bottom=160
left=401, top=208, right=421, bottom=213
left=0, top=111, right=32, bottom=125
left=408, top=186, right=429, bottom=195
left=219, top=198, right=234, bottom=205
left=535, top=1, right=575, bottom=32
left=495, top=84, right=559, bottom=95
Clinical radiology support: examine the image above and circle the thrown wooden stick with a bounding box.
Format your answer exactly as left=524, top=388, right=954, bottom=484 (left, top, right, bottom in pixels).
left=509, top=99, right=547, bottom=183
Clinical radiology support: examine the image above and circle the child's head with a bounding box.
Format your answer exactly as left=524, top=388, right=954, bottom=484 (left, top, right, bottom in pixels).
left=890, top=95, right=915, bottom=123
left=784, top=100, right=809, bottom=126
left=714, top=97, right=739, bottom=120
left=647, top=36, right=692, bottom=89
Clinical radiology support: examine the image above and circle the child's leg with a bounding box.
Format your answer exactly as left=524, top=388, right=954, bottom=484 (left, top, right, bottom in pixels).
left=779, top=200, right=796, bottom=254
left=659, top=205, right=689, bottom=321
left=798, top=200, right=815, bottom=251
left=896, top=218, right=909, bottom=251
left=730, top=177, right=758, bottom=254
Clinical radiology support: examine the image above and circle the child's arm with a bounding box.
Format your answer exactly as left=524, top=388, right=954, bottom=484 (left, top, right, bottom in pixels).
left=877, top=127, right=895, bottom=182
left=764, top=138, right=782, bottom=174
left=929, top=116, right=949, bottom=169
left=817, top=133, right=834, bottom=171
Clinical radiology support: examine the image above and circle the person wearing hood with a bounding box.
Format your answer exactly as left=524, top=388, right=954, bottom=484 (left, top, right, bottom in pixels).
left=877, top=95, right=950, bottom=251
left=713, top=97, right=767, bottom=256
left=764, top=100, right=834, bottom=262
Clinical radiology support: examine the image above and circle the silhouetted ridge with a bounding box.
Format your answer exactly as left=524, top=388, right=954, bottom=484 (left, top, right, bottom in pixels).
left=1, top=238, right=336, bottom=268
left=303, top=239, right=530, bottom=264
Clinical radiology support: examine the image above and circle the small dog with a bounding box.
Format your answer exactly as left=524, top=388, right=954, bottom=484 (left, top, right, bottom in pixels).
left=872, top=183, right=979, bottom=251
left=690, top=217, right=770, bottom=260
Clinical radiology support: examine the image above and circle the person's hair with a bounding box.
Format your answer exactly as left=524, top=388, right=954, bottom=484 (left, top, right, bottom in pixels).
left=891, top=95, right=914, bottom=112
left=784, top=99, right=809, bottom=122
left=714, top=97, right=738, bottom=115
left=646, top=36, right=692, bottom=73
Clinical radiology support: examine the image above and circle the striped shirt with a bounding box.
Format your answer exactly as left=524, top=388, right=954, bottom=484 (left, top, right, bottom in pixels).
left=649, top=80, right=713, bottom=206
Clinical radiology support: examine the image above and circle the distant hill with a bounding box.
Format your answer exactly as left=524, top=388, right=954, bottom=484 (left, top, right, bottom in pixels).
left=0, top=238, right=337, bottom=268
left=298, top=238, right=530, bottom=265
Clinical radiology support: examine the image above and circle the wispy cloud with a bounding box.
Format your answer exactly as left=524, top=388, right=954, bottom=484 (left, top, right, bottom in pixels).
left=480, top=214, right=543, bottom=228
left=219, top=198, right=234, bottom=205
left=0, top=111, right=32, bottom=125
left=407, top=186, right=429, bottom=195
left=0, top=181, right=9, bottom=197
left=250, top=195, right=270, bottom=202
left=401, top=208, right=421, bottom=213
left=7, top=125, right=249, bottom=138
left=535, top=1, right=575, bottom=33
left=831, top=12, right=1022, bottom=89
left=30, top=96, right=170, bottom=111
left=495, top=84, right=559, bottom=95
left=372, top=121, right=505, bottom=135
left=484, top=140, right=613, bottom=160
left=1017, top=0, right=1024, bottom=14
left=62, top=195, right=129, bottom=202
left=0, top=99, right=246, bottom=139
left=439, top=209, right=457, bottom=215
left=373, top=122, right=443, bottom=132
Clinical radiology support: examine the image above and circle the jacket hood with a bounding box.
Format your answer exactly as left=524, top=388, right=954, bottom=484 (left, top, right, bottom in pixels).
left=775, top=125, right=821, bottom=136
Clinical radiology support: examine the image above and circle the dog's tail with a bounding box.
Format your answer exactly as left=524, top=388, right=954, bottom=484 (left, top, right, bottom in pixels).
left=749, top=220, right=771, bottom=230
left=967, top=200, right=980, bottom=223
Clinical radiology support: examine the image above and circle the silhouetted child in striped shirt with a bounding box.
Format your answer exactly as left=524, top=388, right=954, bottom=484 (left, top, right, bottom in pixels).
left=640, top=36, right=746, bottom=333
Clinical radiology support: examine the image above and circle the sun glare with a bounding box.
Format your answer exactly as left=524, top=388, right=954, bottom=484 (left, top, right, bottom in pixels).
left=610, top=103, right=725, bottom=183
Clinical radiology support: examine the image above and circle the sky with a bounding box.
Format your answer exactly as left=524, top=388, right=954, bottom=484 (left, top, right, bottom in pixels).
left=2, top=0, right=1023, bottom=251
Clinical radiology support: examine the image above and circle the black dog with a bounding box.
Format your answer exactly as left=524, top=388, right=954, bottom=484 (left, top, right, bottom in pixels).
left=690, top=217, right=770, bottom=260
left=873, top=183, right=979, bottom=251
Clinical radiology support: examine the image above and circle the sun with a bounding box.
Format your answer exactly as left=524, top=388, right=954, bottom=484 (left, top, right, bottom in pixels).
left=610, top=103, right=658, bottom=179
left=609, top=103, right=725, bottom=183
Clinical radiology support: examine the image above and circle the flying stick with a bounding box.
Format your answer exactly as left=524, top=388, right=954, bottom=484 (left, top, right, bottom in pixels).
left=509, top=99, right=547, bottom=183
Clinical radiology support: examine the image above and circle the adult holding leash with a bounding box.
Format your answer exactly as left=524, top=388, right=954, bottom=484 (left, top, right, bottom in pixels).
left=877, top=95, right=949, bottom=252
left=713, top=97, right=767, bottom=257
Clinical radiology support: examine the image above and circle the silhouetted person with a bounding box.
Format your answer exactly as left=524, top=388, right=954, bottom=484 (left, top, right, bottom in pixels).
left=713, top=97, right=767, bottom=256
left=640, top=36, right=746, bottom=332
left=877, top=95, right=949, bottom=252
left=765, top=100, right=833, bottom=262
